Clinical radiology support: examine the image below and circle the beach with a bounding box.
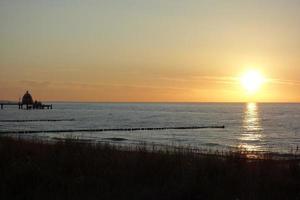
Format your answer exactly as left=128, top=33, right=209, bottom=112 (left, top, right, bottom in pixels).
left=0, top=136, right=299, bottom=200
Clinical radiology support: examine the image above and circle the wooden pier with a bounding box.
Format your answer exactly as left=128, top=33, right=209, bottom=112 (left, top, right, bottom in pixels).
left=0, top=102, right=53, bottom=110
left=1, top=91, right=53, bottom=110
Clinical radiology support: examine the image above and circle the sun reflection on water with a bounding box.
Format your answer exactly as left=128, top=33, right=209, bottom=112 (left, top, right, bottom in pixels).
left=239, top=102, right=264, bottom=152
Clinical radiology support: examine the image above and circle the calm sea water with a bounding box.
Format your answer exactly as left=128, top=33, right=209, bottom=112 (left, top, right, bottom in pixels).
left=1, top=103, right=300, bottom=154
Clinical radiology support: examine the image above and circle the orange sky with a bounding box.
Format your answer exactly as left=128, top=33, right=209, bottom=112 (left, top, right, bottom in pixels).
left=1, top=0, right=300, bottom=102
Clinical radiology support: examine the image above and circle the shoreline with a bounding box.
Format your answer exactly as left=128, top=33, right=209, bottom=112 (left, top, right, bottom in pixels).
left=0, top=136, right=299, bottom=199
left=3, top=134, right=300, bottom=161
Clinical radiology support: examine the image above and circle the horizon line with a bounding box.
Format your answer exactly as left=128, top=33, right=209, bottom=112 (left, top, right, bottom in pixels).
left=1, top=99, right=300, bottom=104
left=1, top=100, right=299, bottom=104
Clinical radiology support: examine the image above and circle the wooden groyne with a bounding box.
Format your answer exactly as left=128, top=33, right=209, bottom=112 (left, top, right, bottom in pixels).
left=0, top=125, right=225, bottom=134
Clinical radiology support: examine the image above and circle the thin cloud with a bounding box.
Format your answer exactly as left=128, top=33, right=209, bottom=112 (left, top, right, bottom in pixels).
left=268, top=78, right=300, bottom=86
left=159, top=75, right=238, bottom=85
left=160, top=75, right=300, bottom=87
left=19, top=80, right=51, bottom=87
left=15, top=80, right=197, bottom=92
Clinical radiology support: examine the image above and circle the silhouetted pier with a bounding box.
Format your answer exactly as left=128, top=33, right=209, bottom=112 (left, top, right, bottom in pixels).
left=0, top=91, right=53, bottom=110
left=0, top=102, right=52, bottom=110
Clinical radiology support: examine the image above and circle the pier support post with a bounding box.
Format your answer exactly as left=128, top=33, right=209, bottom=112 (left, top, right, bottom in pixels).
left=1, top=104, right=3, bottom=109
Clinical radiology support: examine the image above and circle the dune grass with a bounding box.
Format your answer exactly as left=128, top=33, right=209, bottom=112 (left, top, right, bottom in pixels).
left=0, top=137, right=299, bottom=200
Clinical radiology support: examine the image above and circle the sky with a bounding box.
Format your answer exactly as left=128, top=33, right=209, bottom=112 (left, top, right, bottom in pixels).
left=1, top=0, right=300, bottom=102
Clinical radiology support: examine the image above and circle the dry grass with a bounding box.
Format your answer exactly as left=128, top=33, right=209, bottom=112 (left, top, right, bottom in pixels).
left=0, top=137, right=299, bottom=200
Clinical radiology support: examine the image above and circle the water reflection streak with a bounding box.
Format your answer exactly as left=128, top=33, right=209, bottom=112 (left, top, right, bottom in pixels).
left=239, top=103, right=264, bottom=151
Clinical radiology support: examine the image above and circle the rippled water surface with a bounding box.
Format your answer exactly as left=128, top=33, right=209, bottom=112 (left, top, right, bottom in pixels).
left=1, top=103, right=300, bottom=154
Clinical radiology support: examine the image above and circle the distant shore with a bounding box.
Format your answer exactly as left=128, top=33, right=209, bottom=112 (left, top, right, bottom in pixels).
left=0, top=136, right=299, bottom=200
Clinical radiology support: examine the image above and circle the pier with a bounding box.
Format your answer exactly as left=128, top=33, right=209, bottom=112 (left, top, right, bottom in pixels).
left=0, top=102, right=52, bottom=110
left=0, top=91, right=52, bottom=110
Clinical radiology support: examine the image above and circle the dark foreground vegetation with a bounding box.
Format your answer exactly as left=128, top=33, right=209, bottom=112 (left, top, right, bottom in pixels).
left=0, top=137, right=299, bottom=200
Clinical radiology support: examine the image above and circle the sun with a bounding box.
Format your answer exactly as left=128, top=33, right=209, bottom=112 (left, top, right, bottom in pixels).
left=241, top=70, right=265, bottom=93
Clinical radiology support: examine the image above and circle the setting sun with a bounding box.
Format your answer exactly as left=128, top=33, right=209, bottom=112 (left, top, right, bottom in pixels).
left=241, top=70, right=265, bottom=94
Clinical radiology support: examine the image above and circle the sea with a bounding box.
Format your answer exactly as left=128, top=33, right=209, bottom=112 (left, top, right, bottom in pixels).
left=1, top=103, right=300, bottom=154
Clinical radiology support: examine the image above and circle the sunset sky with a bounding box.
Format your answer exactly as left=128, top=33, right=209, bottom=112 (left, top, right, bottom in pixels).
left=1, top=0, right=300, bottom=102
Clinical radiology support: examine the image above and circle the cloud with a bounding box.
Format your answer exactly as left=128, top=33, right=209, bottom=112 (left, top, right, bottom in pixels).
left=268, top=78, right=300, bottom=86
left=14, top=80, right=195, bottom=92
left=63, top=81, right=195, bottom=91
left=18, top=80, right=52, bottom=87
left=159, top=75, right=238, bottom=85
left=160, top=75, right=300, bottom=87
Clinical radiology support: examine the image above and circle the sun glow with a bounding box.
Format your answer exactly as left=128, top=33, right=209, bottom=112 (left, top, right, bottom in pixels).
left=241, top=70, right=265, bottom=93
